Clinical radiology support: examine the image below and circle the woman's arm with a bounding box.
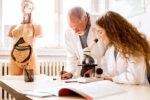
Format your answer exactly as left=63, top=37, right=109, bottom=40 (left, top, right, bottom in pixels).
left=112, top=56, right=148, bottom=85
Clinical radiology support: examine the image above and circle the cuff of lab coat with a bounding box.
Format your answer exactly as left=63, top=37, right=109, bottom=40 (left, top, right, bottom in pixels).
left=112, top=76, right=119, bottom=83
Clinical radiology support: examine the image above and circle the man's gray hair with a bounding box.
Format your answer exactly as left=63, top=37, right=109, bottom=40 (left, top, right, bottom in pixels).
left=68, top=6, right=87, bottom=22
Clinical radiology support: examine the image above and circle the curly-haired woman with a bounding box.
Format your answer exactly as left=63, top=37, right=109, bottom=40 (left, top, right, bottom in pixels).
left=96, top=11, right=150, bottom=85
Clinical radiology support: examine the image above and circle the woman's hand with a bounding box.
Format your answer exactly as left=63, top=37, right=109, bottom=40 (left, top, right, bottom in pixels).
left=104, top=76, right=113, bottom=81
left=101, top=75, right=113, bottom=81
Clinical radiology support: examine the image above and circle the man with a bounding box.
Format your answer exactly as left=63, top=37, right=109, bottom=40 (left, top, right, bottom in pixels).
left=61, top=6, right=106, bottom=79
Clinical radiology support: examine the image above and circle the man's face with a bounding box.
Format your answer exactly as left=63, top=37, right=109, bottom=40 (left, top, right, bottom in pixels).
left=68, top=16, right=86, bottom=34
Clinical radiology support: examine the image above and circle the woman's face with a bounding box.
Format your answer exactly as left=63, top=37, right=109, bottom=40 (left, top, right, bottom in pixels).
left=96, top=25, right=110, bottom=45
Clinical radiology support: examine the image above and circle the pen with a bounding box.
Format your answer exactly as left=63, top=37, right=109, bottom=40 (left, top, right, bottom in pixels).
left=61, top=66, right=64, bottom=80
left=61, top=66, right=64, bottom=75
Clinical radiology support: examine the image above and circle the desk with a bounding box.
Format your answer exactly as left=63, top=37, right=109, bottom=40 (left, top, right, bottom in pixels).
left=0, top=75, right=150, bottom=100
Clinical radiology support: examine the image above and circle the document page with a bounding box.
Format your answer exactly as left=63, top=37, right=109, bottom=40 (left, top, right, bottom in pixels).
left=68, top=80, right=126, bottom=99
left=22, top=88, right=59, bottom=97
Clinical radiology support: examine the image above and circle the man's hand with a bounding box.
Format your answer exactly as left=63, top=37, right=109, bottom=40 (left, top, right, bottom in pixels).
left=59, top=71, right=73, bottom=80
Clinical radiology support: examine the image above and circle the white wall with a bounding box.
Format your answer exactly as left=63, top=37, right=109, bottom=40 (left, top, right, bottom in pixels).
left=125, top=3, right=150, bottom=40
left=140, top=5, right=150, bottom=40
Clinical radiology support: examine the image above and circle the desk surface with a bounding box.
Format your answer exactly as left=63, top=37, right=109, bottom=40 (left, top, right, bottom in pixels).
left=0, top=75, right=150, bottom=100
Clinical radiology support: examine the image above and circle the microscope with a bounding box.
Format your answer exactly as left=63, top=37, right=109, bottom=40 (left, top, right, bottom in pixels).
left=78, top=39, right=103, bottom=83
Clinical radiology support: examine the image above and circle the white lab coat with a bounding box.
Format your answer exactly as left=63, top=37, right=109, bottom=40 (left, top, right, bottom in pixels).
left=101, top=45, right=149, bottom=85
left=64, top=14, right=106, bottom=78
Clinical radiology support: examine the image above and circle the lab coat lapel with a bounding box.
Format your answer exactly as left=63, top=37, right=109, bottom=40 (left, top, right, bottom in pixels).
left=106, top=46, right=117, bottom=76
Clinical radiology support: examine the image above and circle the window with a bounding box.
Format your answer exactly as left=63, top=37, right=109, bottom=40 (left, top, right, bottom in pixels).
left=2, top=0, right=56, bottom=49
left=108, top=0, right=146, bottom=18
left=0, top=0, right=146, bottom=52
left=0, top=0, right=93, bottom=50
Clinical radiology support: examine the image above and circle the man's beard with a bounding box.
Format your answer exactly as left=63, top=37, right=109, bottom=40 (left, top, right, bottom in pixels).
left=76, top=31, right=85, bottom=36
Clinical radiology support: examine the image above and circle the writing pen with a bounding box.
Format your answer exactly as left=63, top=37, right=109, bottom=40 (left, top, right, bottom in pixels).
left=61, top=66, right=64, bottom=75
left=61, top=66, right=64, bottom=80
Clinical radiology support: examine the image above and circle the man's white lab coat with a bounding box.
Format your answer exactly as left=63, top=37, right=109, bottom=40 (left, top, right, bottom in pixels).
left=64, top=14, right=106, bottom=78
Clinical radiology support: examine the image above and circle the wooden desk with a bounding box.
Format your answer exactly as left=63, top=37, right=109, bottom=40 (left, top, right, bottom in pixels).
left=0, top=75, right=150, bottom=100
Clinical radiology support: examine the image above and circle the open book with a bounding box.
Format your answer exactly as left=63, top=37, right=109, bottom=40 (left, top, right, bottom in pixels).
left=22, top=80, right=125, bottom=100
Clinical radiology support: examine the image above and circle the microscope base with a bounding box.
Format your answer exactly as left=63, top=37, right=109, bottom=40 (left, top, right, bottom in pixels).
left=77, top=77, right=104, bottom=83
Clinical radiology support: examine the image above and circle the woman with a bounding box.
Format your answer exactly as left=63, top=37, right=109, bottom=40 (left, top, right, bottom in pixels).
left=96, top=11, right=150, bottom=85
left=8, top=0, right=42, bottom=75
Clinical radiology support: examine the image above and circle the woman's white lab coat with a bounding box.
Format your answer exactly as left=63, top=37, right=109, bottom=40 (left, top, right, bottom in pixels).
left=101, top=45, right=149, bottom=85
left=64, top=14, right=106, bottom=78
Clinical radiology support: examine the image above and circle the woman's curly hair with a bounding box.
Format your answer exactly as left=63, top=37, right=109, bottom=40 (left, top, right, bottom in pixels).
left=96, top=11, right=150, bottom=72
